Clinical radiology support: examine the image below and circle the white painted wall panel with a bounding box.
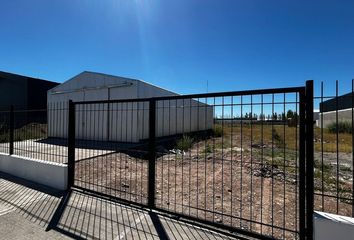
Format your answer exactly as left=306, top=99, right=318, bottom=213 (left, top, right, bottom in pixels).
left=47, top=72, right=213, bottom=142
left=318, top=109, right=354, bottom=128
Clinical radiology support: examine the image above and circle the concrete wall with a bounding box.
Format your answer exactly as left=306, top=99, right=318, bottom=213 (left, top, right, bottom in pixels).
left=318, top=108, right=354, bottom=128
left=314, top=211, right=354, bottom=240
left=0, top=153, right=67, bottom=190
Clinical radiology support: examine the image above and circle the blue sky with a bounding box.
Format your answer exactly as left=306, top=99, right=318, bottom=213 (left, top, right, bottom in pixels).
left=0, top=0, right=353, bottom=98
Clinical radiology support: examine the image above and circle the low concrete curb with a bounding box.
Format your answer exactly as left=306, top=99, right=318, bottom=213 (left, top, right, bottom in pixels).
left=0, top=153, right=67, bottom=190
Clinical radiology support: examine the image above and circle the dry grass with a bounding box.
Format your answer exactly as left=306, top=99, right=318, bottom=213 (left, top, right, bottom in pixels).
left=0, top=123, right=47, bottom=143
left=216, top=123, right=353, bottom=153
left=314, top=127, right=353, bottom=153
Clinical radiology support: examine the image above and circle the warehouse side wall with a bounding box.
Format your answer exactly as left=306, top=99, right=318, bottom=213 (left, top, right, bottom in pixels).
left=47, top=72, right=139, bottom=141
left=47, top=73, right=214, bottom=143
left=318, top=108, right=354, bottom=128
left=48, top=99, right=214, bottom=143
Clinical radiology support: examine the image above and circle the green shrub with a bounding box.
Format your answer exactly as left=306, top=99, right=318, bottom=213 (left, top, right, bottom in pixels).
left=213, top=125, right=224, bottom=137
left=176, top=135, right=194, bottom=151
left=328, top=121, right=352, bottom=134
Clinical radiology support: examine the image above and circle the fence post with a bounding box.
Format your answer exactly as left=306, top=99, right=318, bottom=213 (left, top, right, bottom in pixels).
left=148, top=99, right=156, bottom=208
left=299, top=88, right=306, bottom=240
left=67, top=100, right=76, bottom=189
left=9, top=105, right=14, bottom=155
left=306, top=80, right=314, bottom=240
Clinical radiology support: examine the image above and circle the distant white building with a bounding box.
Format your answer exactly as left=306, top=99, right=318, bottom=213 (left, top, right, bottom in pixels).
left=47, top=71, right=213, bottom=142
left=318, top=92, right=353, bottom=128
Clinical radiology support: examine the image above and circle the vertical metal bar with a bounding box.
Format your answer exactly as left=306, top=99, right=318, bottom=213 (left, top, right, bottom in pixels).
left=174, top=99, right=178, bottom=213
left=335, top=80, right=339, bottom=214
left=167, top=100, right=171, bottom=210
left=161, top=100, right=165, bottom=206
left=250, top=94, right=254, bottom=231
left=181, top=99, right=185, bottom=214
left=190, top=98, right=193, bottom=217
left=68, top=100, right=76, bottom=189
left=148, top=99, right=156, bottom=208
left=299, top=88, right=306, bottom=240
left=221, top=96, right=225, bottom=223
left=352, top=79, right=354, bottom=218
left=107, top=89, right=111, bottom=141
left=260, top=94, right=264, bottom=234
left=240, top=95, right=243, bottom=228
left=306, top=80, right=314, bottom=240
left=230, top=96, right=234, bottom=227
left=283, top=92, right=286, bottom=239
left=320, top=81, right=324, bottom=211
left=203, top=97, right=207, bottom=219
left=295, top=92, right=299, bottom=238
left=271, top=93, right=274, bottom=237
left=9, top=105, right=14, bottom=155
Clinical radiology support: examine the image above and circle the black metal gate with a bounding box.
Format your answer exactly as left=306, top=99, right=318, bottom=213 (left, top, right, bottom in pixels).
left=68, top=81, right=314, bottom=239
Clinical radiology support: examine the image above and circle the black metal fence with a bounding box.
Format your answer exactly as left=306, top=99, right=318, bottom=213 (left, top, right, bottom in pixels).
left=3, top=79, right=354, bottom=237
left=0, top=109, right=10, bottom=154
left=0, top=83, right=319, bottom=239
left=313, top=80, right=354, bottom=217
left=0, top=103, right=68, bottom=163
left=71, top=100, right=151, bottom=205
left=66, top=84, right=313, bottom=240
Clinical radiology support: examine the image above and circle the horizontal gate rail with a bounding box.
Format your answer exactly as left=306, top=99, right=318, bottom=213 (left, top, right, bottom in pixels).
left=73, top=86, right=306, bottom=105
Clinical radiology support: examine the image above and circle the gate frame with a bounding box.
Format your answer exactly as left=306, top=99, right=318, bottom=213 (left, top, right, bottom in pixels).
left=67, top=83, right=314, bottom=240
left=305, top=80, right=314, bottom=240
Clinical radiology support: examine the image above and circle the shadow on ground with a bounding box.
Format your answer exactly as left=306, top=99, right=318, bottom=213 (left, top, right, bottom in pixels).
left=0, top=172, right=242, bottom=240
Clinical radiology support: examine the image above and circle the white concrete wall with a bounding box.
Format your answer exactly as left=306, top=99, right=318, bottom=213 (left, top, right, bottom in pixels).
left=0, top=153, right=67, bottom=190
left=314, top=211, right=354, bottom=240
left=318, top=108, right=354, bottom=128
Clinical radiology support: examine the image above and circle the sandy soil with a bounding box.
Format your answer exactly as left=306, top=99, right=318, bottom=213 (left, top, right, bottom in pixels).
left=75, top=142, right=300, bottom=239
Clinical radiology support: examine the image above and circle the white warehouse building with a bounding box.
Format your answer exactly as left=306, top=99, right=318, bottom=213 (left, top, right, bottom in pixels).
left=47, top=71, right=214, bottom=142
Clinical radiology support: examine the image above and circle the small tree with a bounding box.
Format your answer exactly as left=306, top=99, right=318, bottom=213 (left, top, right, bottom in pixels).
left=281, top=113, right=286, bottom=121
left=259, top=113, right=265, bottom=120
left=286, top=110, right=294, bottom=119
left=272, top=112, right=278, bottom=120
left=287, top=109, right=298, bottom=127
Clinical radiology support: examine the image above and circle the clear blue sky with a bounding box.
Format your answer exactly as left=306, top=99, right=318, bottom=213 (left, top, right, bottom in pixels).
left=0, top=0, right=353, bottom=97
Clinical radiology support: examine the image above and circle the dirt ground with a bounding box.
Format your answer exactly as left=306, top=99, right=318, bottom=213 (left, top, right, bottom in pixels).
left=75, top=139, right=300, bottom=239
left=2, top=126, right=351, bottom=239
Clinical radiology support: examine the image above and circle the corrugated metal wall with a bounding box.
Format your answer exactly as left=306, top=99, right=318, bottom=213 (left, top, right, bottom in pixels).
left=47, top=72, right=213, bottom=142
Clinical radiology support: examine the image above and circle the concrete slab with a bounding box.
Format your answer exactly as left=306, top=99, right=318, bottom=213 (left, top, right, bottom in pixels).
left=0, top=212, right=70, bottom=240
left=0, top=172, right=246, bottom=240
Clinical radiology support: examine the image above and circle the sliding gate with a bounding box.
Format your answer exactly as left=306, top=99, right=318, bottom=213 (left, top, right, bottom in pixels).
left=68, top=82, right=314, bottom=240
